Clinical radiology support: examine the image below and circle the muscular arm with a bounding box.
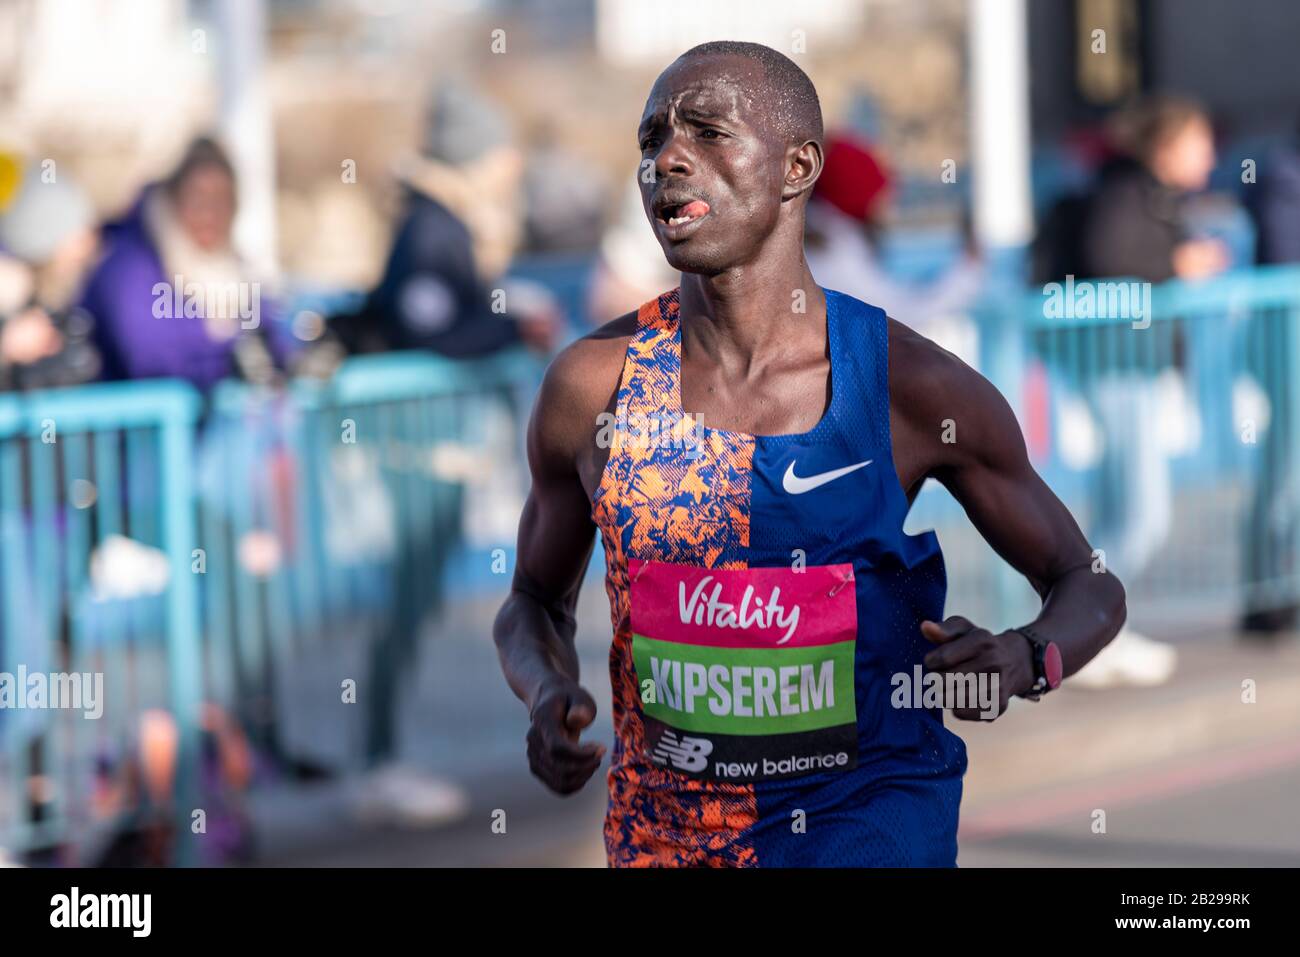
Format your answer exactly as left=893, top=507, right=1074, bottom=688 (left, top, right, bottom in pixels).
left=492, top=315, right=633, bottom=791
left=889, top=320, right=1126, bottom=712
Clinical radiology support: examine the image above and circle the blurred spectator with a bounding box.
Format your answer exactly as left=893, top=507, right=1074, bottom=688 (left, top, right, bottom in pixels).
left=79, top=137, right=291, bottom=393
left=1069, top=96, right=1226, bottom=689
left=0, top=154, right=101, bottom=391
left=521, top=122, right=606, bottom=254
left=804, top=132, right=984, bottom=344
left=1080, top=97, right=1230, bottom=282
left=89, top=705, right=255, bottom=867
left=1248, top=124, right=1300, bottom=265
left=1239, top=117, right=1300, bottom=636
left=328, top=82, right=559, bottom=359
left=586, top=179, right=679, bottom=323
left=311, top=84, right=552, bottom=827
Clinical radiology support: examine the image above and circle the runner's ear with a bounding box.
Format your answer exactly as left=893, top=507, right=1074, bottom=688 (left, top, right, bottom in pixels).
left=782, top=139, right=823, bottom=202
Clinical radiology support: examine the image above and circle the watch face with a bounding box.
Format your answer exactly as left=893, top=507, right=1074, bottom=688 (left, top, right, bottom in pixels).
left=1044, top=642, right=1064, bottom=690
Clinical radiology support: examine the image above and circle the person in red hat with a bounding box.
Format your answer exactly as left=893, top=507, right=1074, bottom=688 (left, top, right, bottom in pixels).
left=804, top=132, right=984, bottom=345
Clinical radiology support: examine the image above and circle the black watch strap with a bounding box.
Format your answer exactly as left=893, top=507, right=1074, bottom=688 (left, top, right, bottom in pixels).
left=1012, top=625, right=1052, bottom=701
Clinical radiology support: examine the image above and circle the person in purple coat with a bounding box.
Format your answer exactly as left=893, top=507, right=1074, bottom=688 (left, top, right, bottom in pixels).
left=81, top=137, right=291, bottom=392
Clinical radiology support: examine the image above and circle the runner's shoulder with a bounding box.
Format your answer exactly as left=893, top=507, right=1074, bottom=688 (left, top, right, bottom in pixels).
left=539, top=309, right=637, bottom=413
left=886, top=317, right=972, bottom=410
left=886, top=317, right=1016, bottom=455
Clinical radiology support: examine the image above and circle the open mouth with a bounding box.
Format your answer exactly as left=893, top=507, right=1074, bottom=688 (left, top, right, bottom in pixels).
left=657, top=199, right=711, bottom=227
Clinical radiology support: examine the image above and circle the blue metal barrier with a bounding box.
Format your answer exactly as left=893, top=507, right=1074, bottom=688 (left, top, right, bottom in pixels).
left=0, top=349, right=539, bottom=863
left=198, top=349, right=541, bottom=770
left=908, top=265, right=1300, bottom=632
left=0, top=380, right=202, bottom=864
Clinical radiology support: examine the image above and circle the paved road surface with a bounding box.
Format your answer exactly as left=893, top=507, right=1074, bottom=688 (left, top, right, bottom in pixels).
left=256, top=630, right=1300, bottom=867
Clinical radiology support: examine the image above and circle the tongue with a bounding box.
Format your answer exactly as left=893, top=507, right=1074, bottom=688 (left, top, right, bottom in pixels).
left=681, top=200, right=710, bottom=218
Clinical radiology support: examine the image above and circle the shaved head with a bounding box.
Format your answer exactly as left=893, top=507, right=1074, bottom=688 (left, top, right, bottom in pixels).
left=676, top=40, right=823, bottom=146
left=637, top=40, right=825, bottom=274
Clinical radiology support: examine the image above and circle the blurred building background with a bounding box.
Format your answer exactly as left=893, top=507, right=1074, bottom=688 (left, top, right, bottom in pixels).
left=0, top=0, right=1298, bottom=868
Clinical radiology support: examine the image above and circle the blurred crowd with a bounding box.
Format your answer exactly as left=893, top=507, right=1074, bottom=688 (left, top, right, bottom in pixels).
left=0, top=82, right=1286, bottom=391
left=0, top=85, right=573, bottom=402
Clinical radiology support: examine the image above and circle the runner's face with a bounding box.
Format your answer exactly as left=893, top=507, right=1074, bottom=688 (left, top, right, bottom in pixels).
left=637, top=56, right=787, bottom=274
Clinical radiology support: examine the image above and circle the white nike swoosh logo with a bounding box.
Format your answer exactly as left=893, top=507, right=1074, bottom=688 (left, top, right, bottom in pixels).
left=781, top=459, right=873, bottom=495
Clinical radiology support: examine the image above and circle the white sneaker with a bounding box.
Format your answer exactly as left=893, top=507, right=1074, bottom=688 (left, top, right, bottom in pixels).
left=347, top=764, right=469, bottom=828
left=1069, top=627, right=1178, bottom=690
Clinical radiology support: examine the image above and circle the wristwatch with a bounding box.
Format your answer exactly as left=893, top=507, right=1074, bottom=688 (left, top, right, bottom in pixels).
left=1011, top=625, right=1063, bottom=701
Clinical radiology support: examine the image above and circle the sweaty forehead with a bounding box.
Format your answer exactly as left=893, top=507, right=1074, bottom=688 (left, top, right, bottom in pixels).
left=640, top=56, right=768, bottom=132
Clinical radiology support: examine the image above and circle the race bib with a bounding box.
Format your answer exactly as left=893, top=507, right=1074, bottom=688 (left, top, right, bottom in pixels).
left=629, top=558, right=858, bottom=782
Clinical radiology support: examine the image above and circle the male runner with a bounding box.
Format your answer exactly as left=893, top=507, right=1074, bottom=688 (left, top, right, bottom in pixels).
left=493, top=41, right=1126, bottom=866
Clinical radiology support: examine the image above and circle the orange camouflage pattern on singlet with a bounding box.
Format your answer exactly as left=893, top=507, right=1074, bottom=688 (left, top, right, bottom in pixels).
left=591, top=290, right=761, bottom=866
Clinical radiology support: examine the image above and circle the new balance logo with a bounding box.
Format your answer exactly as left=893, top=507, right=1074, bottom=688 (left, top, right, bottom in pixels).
left=650, top=730, right=713, bottom=772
